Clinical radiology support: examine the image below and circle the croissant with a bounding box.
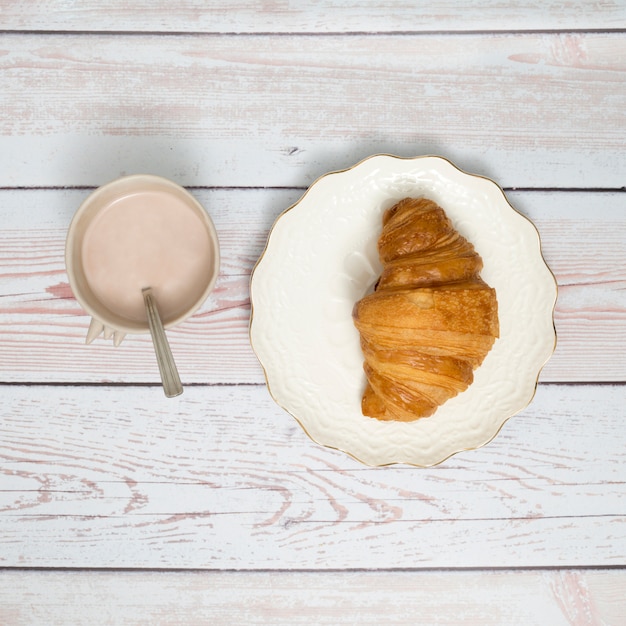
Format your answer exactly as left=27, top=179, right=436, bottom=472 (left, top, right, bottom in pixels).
left=352, top=197, right=499, bottom=421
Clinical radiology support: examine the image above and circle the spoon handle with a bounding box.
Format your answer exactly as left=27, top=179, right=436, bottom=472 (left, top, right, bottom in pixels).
left=143, top=288, right=183, bottom=398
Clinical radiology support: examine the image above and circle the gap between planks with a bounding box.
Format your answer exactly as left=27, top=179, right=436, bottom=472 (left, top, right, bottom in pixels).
left=1, top=564, right=626, bottom=573
left=2, top=28, right=626, bottom=36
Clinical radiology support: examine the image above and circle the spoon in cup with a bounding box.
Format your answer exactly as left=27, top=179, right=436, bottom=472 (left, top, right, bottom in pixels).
left=142, top=287, right=183, bottom=398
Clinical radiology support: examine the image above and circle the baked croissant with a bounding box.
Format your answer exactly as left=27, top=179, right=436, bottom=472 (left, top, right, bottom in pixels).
left=352, top=197, right=499, bottom=421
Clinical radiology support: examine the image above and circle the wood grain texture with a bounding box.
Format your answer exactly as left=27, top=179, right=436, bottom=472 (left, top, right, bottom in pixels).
left=1, top=569, right=625, bottom=626
left=0, top=188, right=624, bottom=384
left=1, top=383, right=624, bottom=569
left=1, top=33, right=625, bottom=188
left=1, top=0, right=625, bottom=33
left=1, top=2, right=625, bottom=614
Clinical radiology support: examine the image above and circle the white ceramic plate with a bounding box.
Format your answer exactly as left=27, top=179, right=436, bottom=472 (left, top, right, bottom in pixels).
left=250, top=155, right=557, bottom=466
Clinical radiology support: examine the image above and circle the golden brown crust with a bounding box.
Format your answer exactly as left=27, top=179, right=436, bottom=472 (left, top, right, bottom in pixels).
left=352, top=197, right=499, bottom=422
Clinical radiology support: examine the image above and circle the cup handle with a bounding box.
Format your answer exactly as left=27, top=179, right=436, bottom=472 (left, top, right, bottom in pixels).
left=86, top=317, right=125, bottom=346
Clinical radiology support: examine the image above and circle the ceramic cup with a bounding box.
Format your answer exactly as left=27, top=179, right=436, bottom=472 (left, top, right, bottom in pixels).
left=66, top=174, right=220, bottom=346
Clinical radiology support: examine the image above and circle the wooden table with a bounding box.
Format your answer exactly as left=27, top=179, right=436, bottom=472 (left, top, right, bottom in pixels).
left=1, top=2, right=625, bottom=623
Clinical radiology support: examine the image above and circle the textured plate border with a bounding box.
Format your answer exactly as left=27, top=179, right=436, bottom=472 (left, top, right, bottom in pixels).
left=250, top=154, right=557, bottom=467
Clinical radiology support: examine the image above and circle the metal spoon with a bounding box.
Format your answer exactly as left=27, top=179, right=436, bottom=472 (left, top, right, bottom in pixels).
left=142, top=287, right=183, bottom=397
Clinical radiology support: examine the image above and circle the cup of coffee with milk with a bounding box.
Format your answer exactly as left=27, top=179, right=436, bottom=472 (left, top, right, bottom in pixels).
left=65, top=175, right=220, bottom=397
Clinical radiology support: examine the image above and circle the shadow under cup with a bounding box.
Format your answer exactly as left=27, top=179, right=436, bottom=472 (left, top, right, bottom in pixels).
left=66, top=175, right=220, bottom=339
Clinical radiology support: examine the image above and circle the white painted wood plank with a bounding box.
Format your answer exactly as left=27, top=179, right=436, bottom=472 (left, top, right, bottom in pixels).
left=1, top=569, right=625, bottom=626
left=2, top=1, right=625, bottom=33
left=1, top=383, right=624, bottom=568
left=1, top=33, right=624, bottom=188
left=0, top=189, right=624, bottom=384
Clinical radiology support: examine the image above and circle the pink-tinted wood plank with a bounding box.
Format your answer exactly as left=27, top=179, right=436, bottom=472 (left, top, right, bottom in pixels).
left=0, top=189, right=624, bottom=384
left=0, top=569, right=625, bottom=626
left=0, top=33, right=624, bottom=188
left=1, top=1, right=625, bottom=32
